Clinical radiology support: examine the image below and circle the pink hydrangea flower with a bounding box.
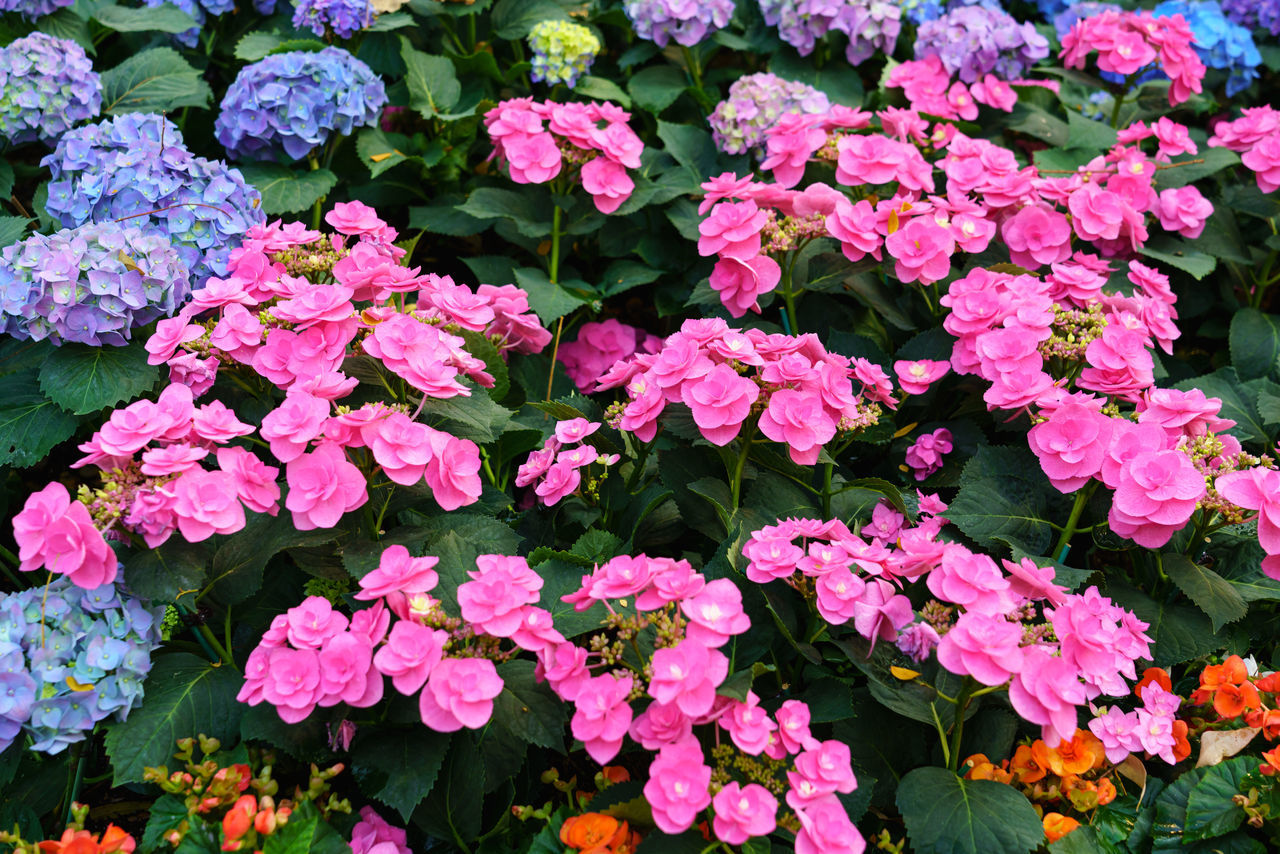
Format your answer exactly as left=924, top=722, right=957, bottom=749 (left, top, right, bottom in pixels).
left=1155, top=185, right=1213, bottom=239
left=759, top=389, right=837, bottom=465
left=570, top=673, right=634, bottom=764
left=1108, top=449, right=1204, bottom=548
left=261, top=647, right=322, bottom=723
left=904, top=428, right=952, bottom=481
left=12, top=482, right=117, bottom=589
left=935, top=611, right=1025, bottom=686
left=168, top=469, right=246, bottom=542
left=713, top=782, right=778, bottom=845
left=643, top=738, right=712, bottom=835
left=1002, top=204, right=1072, bottom=269
left=418, top=657, right=504, bottom=731
left=1028, top=402, right=1116, bottom=493
left=1008, top=647, right=1087, bottom=747
left=356, top=545, right=440, bottom=600
left=648, top=639, right=729, bottom=717
left=457, top=555, right=542, bottom=637
left=285, top=442, right=369, bottom=530
left=681, top=578, right=751, bottom=647
left=795, top=795, right=866, bottom=854
left=681, top=364, right=760, bottom=446
left=893, top=359, right=950, bottom=395
left=709, top=255, right=782, bottom=317
left=885, top=218, right=955, bottom=285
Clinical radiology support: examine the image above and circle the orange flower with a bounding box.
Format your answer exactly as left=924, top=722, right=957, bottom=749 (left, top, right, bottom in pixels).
left=222, top=795, right=257, bottom=843
left=38, top=827, right=136, bottom=854
left=1261, top=745, right=1280, bottom=776
left=1255, top=673, right=1280, bottom=694
left=1039, top=732, right=1104, bottom=776
left=97, top=828, right=135, bottom=854
left=1213, top=682, right=1261, bottom=719
left=961, top=754, right=996, bottom=780
left=1135, top=667, right=1172, bottom=697
left=1222, top=656, right=1250, bottom=685
left=1010, top=743, right=1046, bottom=784
left=1043, top=813, right=1080, bottom=843
left=1096, top=777, right=1117, bottom=806
left=600, top=766, right=630, bottom=785
left=560, top=814, right=629, bottom=854
left=1172, top=720, right=1192, bottom=764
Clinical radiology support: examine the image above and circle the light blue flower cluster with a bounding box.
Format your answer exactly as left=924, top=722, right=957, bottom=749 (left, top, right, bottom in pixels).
left=293, top=0, right=374, bottom=40
left=916, top=5, right=1050, bottom=82
left=623, top=0, right=735, bottom=47
left=900, top=0, right=1004, bottom=26
left=0, top=32, right=101, bottom=147
left=0, top=0, right=73, bottom=19
left=0, top=574, right=163, bottom=755
left=528, top=20, right=601, bottom=88
left=214, top=48, right=387, bottom=162
left=1153, top=0, right=1261, bottom=96
left=42, top=113, right=264, bottom=285
left=0, top=221, right=190, bottom=346
left=758, top=0, right=901, bottom=65
left=1221, top=0, right=1280, bottom=35
left=709, top=72, right=830, bottom=157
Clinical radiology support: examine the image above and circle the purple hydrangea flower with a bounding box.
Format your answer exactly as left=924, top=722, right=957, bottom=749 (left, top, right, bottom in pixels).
left=1051, top=1, right=1120, bottom=35
left=760, top=0, right=900, bottom=65
left=0, top=0, right=73, bottom=18
left=903, top=0, right=1003, bottom=25
left=292, top=0, right=374, bottom=39
left=1222, top=0, right=1280, bottom=34
left=0, top=221, right=191, bottom=346
left=709, top=72, right=830, bottom=156
left=624, top=0, right=735, bottom=47
left=141, top=0, right=203, bottom=48
left=0, top=573, right=162, bottom=755
left=916, top=5, right=1050, bottom=82
left=0, top=32, right=101, bottom=146
left=42, top=113, right=265, bottom=285
left=214, top=47, right=387, bottom=162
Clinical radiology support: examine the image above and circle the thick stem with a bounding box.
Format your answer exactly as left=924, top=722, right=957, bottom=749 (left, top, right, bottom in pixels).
left=549, top=205, right=562, bottom=285
left=1052, top=482, right=1095, bottom=563
left=728, top=429, right=755, bottom=513
left=1109, top=89, right=1127, bottom=129
left=821, top=461, right=834, bottom=519
left=947, top=678, right=977, bottom=773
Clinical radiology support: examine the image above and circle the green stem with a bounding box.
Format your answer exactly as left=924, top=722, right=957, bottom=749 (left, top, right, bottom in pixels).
left=947, top=678, right=977, bottom=773
left=198, top=623, right=237, bottom=671
left=549, top=205, right=562, bottom=285
left=930, top=702, right=951, bottom=770
left=308, top=155, right=325, bottom=231
left=1109, top=88, right=1127, bottom=130
left=680, top=46, right=713, bottom=112
left=728, top=428, right=755, bottom=513
left=625, top=437, right=653, bottom=492
left=821, top=461, right=834, bottom=519
left=62, top=737, right=88, bottom=825
left=1052, top=482, right=1095, bottom=563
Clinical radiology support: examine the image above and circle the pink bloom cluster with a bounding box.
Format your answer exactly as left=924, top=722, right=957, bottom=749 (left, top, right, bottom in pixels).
left=557, top=318, right=660, bottom=392
left=885, top=55, right=1023, bottom=121
left=483, top=98, right=644, bottom=213
left=1210, top=106, right=1280, bottom=194
left=349, top=807, right=410, bottom=854
left=12, top=481, right=117, bottom=589
left=597, top=318, right=893, bottom=465
left=904, top=428, right=952, bottom=481
left=1059, top=9, right=1206, bottom=106
left=1089, top=681, right=1184, bottom=765
left=516, top=418, right=620, bottom=506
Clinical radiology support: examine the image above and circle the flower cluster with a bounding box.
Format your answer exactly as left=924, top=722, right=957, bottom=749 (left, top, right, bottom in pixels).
left=484, top=98, right=644, bottom=214
left=915, top=6, right=1050, bottom=83
left=901, top=0, right=1002, bottom=25
left=1089, top=669, right=1188, bottom=765
left=598, top=318, right=890, bottom=464
left=141, top=0, right=203, bottom=48
left=0, top=574, right=162, bottom=754
left=293, top=0, right=374, bottom=39
left=0, top=221, right=190, bottom=346
left=1, top=819, right=135, bottom=854
left=708, top=72, right=830, bottom=157
left=759, top=0, right=902, bottom=65
left=1153, top=0, right=1260, bottom=96
left=1210, top=106, right=1280, bottom=195
left=623, top=0, right=734, bottom=47
left=559, top=814, right=640, bottom=853
left=1221, top=0, right=1280, bottom=35
left=0, top=0, right=72, bottom=17
left=528, top=20, right=601, bottom=88
left=905, top=428, right=953, bottom=480
left=886, top=55, right=1024, bottom=120
left=0, top=32, right=100, bottom=146
left=215, top=48, right=387, bottom=162
left=1185, top=655, right=1280, bottom=779
left=1059, top=9, right=1207, bottom=106
left=516, top=418, right=620, bottom=506
left=42, top=113, right=264, bottom=285
left=350, top=807, right=410, bottom=854
left=558, top=318, right=661, bottom=392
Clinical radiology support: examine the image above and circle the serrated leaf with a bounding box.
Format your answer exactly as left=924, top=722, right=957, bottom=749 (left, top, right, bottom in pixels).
left=1184, top=756, right=1253, bottom=841
left=1162, top=553, right=1247, bottom=632
left=206, top=512, right=337, bottom=605
left=574, top=75, right=630, bottom=107
left=356, top=127, right=414, bottom=178
left=37, top=341, right=159, bottom=415
left=93, top=3, right=198, bottom=33
left=121, top=538, right=209, bottom=602
left=513, top=266, right=588, bottom=323
left=104, top=653, right=243, bottom=785
left=1107, top=583, right=1224, bottom=667
left=234, top=31, right=283, bottom=61
left=627, top=65, right=687, bottom=114
left=101, top=48, right=212, bottom=115
left=1156, top=148, right=1240, bottom=189
left=0, top=371, right=78, bottom=467
left=1066, top=110, right=1118, bottom=150
left=0, top=215, right=31, bottom=248
left=897, top=766, right=1045, bottom=854
left=458, top=188, right=551, bottom=238
left=351, top=728, right=450, bottom=820
left=238, top=164, right=336, bottom=215
left=493, top=660, right=566, bottom=750
left=417, top=384, right=512, bottom=443
left=1138, top=239, right=1216, bottom=280
left=140, top=795, right=188, bottom=854
left=415, top=736, right=485, bottom=844
left=948, top=446, right=1057, bottom=555
left=400, top=37, right=460, bottom=118
left=489, top=0, right=567, bottom=38
left=263, top=800, right=348, bottom=854
left=1229, top=308, right=1280, bottom=382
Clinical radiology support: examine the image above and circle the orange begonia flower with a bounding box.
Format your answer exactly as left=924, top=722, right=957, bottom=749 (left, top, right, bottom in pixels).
left=600, top=766, right=630, bottom=785
left=1223, top=656, right=1250, bottom=685
left=1097, top=777, right=1117, bottom=806
left=1043, top=813, right=1081, bottom=843
left=1135, top=667, right=1172, bottom=697
left=1039, top=731, right=1105, bottom=776
left=1213, top=682, right=1261, bottom=719
left=1172, top=719, right=1192, bottom=764
left=1010, top=743, right=1047, bottom=784
left=1261, top=745, right=1280, bottom=776
left=560, top=814, right=629, bottom=854
left=1254, top=673, right=1280, bottom=694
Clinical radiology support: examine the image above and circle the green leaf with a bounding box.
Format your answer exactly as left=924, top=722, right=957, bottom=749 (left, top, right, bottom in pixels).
left=657, top=121, right=718, bottom=187
left=0, top=371, right=78, bottom=467
left=100, top=48, right=212, bottom=115
left=417, top=384, right=513, bottom=443
left=574, top=75, right=630, bottom=107
left=1139, top=238, right=1216, bottom=280
left=104, top=653, right=243, bottom=785
left=368, top=11, right=413, bottom=30
left=770, top=48, right=864, bottom=106
left=351, top=727, right=450, bottom=821
left=513, top=266, right=590, bottom=323
left=1156, top=148, right=1241, bottom=189
left=356, top=128, right=415, bottom=178
left=0, top=215, right=31, bottom=248
left=458, top=188, right=551, bottom=238
left=400, top=37, right=461, bottom=118
left=141, top=795, right=187, bottom=854
left=0, top=159, right=14, bottom=200
left=238, top=704, right=330, bottom=763
left=897, top=767, right=1045, bottom=854
left=1066, top=110, right=1118, bottom=150
left=38, top=341, right=158, bottom=415
left=599, top=259, right=661, bottom=297
left=262, top=800, right=348, bottom=854
left=948, top=446, right=1058, bottom=555
left=234, top=31, right=283, bottom=61
left=489, top=0, right=567, bottom=38
left=206, top=513, right=337, bottom=605
left=1230, top=308, right=1280, bottom=381
left=1185, top=755, right=1254, bottom=841
left=627, top=65, right=687, bottom=114
left=492, top=660, right=567, bottom=750
left=415, top=736, right=485, bottom=845
left=1162, top=553, right=1248, bottom=633
left=122, top=538, right=209, bottom=602
left=238, top=164, right=336, bottom=215
left=1049, top=826, right=1107, bottom=853
left=93, top=3, right=198, bottom=33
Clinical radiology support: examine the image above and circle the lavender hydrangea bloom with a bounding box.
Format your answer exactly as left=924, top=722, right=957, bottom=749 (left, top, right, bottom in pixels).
left=759, top=0, right=837, bottom=55
left=1222, top=0, right=1280, bottom=35
left=1051, top=1, right=1120, bottom=35
left=292, top=0, right=374, bottom=39
left=255, top=0, right=278, bottom=10
left=0, top=0, right=73, bottom=18
left=1153, top=0, right=1261, bottom=96
left=902, top=0, right=1003, bottom=26
left=916, top=5, right=1049, bottom=82
left=0, top=222, right=190, bottom=346
left=833, top=0, right=902, bottom=65
left=624, top=0, right=735, bottom=47
left=709, top=72, right=830, bottom=157
left=215, top=48, right=387, bottom=162
left=0, top=574, right=162, bottom=755
left=0, top=32, right=101, bottom=147
left=760, top=0, right=900, bottom=65
left=42, top=113, right=265, bottom=285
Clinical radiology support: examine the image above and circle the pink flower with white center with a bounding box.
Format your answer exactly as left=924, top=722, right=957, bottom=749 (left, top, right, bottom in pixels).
left=515, top=447, right=555, bottom=488
left=825, top=198, right=883, bottom=263
left=648, top=639, right=729, bottom=717
left=643, top=739, right=712, bottom=835
left=12, top=482, right=116, bottom=588
left=791, top=740, right=856, bottom=807
left=630, top=701, right=694, bottom=750
left=285, top=442, right=368, bottom=531
left=1155, top=185, right=1213, bottom=239
left=814, top=568, right=866, bottom=625
left=261, top=648, right=322, bottom=723
left=215, top=447, right=280, bottom=515
left=508, top=606, right=565, bottom=652
left=418, top=657, right=504, bottom=731
left=140, top=443, right=208, bottom=477
left=773, top=699, right=820, bottom=756
left=365, top=413, right=433, bottom=486
left=457, top=556, right=542, bottom=637
left=534, top=461, right=581, bottom=505
left=587, top=554, right=654, bottom=600
left=167, top=469, right=246, bottom=543
left=893, top=360, right=949, bottom=396
left=554, top=418, right=601, bottom=444
left=904, top=428, right=952, bottom=481
left=836, top=134, right=934, bottom=192
left=680, top=578, right=750, bottom=647
left=743, top=533, right=804, bottom=583
left=794, top=795, right=866, bottom=854
left=581, top=157, right=634, bottom=215
left=935, top=611, right=1024, bottom=686
left=1108, top=449, right=1204, bottom=548
left=423, top=430, right=482, bottom=511
left=1242, top=134, right=1280, bottom=193
left=1009, top=647, right=1087, bottom=747
left=318, top=633, right=382, bottom=708
left=698, top=200, right=768, bottom=260
left=1001, top=204, right=1072, bottom=269
left=759, top=389, right=837, bottom=466
left=1028, top=402, right=1116, bottom=493
left=709, top=255, right=782, bottom=318
left=356, top=544, right=439, bottom=600
left=926, top=545, right=1014, bottom=616
left=713, top=782, right=778, bottom=845
left=722, top=691, right=776, bottom=756
left=272, top=285, right=355, bottom=330
left=537, top=642, right=590, bottom=702
left=1089, top=705, right=1142, bottom=764
left=852, top=579, right=914, bottom=649
left=285, top=596, right=349, bottom=649
left=885, top=217, right=955, bottom=285
left=1216, top=468, right=1280, bottom=578
left=570, top=673, right=634, bottom=764
left=680, top=364, right=760, bottom=446
left=1151, top=117, right=1195, bottom=158
left=260, top=393, right=330, bottom=463
left=147, top=317, right=204, bottom=364
left=191, top=400, right=255, bottom=444
left=635, top=558, right=705, bottom=610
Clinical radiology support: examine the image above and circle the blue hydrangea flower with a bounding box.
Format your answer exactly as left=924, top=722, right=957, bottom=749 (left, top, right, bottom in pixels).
left=0, top=573, right=163, bottom=755
left=623, top=0, right=734, bottom=47
left=0, top=221, right=191, bottom=346
left=759, top=0, right=900, bottom=66
left=214, top=48, right=387, bottom=162
left=42, top=113, right=265, bottom=286
left=1153, top=0, right=1261, bottom=96
left=916, top=5, right=1050, bottom=82
left=528, top=20, right=601, bottom=88
left=901, top=0, right=1003, bottom=26
left=0, top=0, right=73, bottom=18
left=1221, top=0, right=1280, bottom=35
left=709, top=72, right=830, bottom=157
left=0, top=32, right=101, bottom=147
left=292, top=0, right=374, bottom=40
left=141, top=0, right=203, bottom=48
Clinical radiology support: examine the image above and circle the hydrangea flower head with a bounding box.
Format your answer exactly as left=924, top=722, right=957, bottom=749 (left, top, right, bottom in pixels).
left=0, top=0, right=73, bottom=18
left=141, top=0, right=204, bottom=48
left=709, top=73, right=830, bottom=157
left=624, top=0, right=734, bottom=47
left=760, top=0, right=901, bottom=63
left=528, top=20, right=601, bottom=88
left=1153, top=0, right=1261, bottom=96
left=1221, top=0, right=1280, bottom=33
left=42, top=113, right=264, bottom=285
left=902, top=0, right=1002, bottom=25
left=0, top=221, right=190, bottom=346
left=215, top=47, right=387, bottom=162
left=293, top=0, right=375, bottom=39
left=0, top=32, right=101, bottom=146
left=916, top=5, right=1050, bottom=82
